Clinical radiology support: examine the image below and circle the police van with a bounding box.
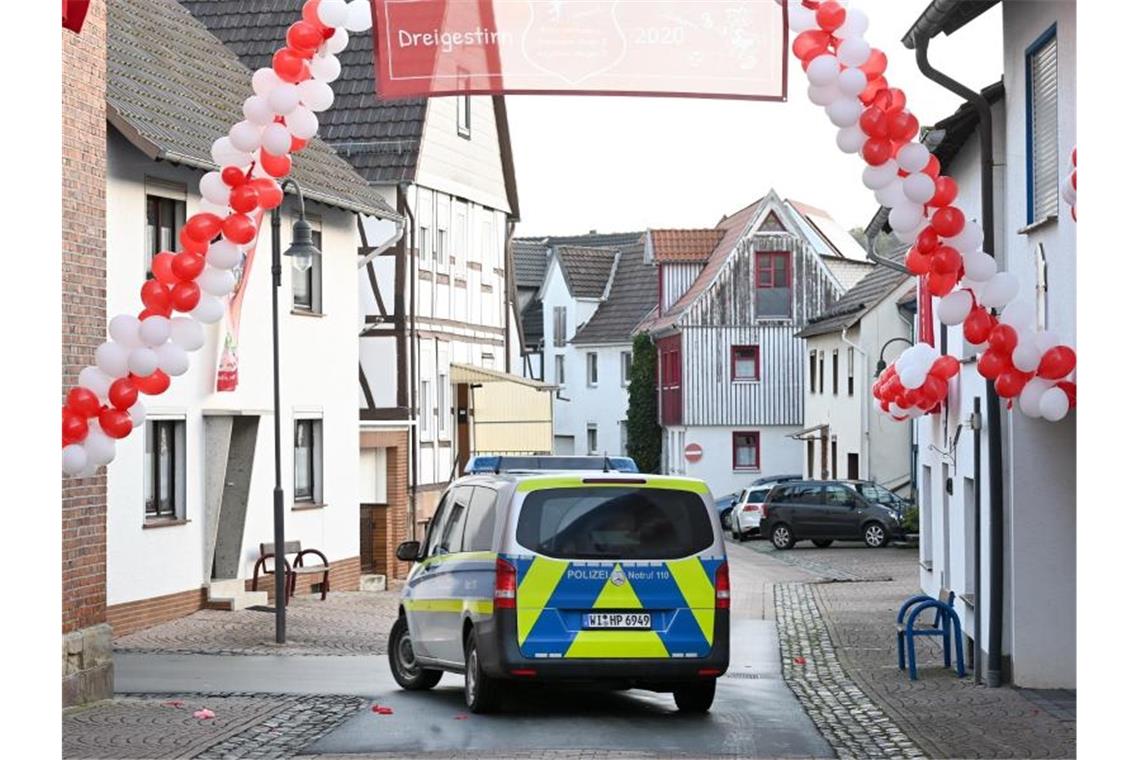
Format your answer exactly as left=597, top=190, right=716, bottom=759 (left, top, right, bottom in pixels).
left=387, top=460, right=730, bottom=714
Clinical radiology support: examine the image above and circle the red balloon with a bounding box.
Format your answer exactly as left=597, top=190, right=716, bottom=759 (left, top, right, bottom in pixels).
left=905, top=247, right=932, bottom=275
left=930, top=176, right=958, bottom=207
left=930, top=355, right=961, bottom=380
left=888, top=110, right=919, bottom=142
left=287, top=21, right=323, bottom=55
left=922, top=375, right=948, bottom=401
left=873, top=87, right=907, bottom=115
left=141, top=280, right=173, bottom=315
left=862, top=138, right=893, bottom=166
left=99, top=408, right=133, bottom=439
left=132, top=369, right=171, bottom=396
left=859, top=76, right=888, bottom=105
left=995, top=370, right=1031, bottom=398
left=987, top=323, right=1019, bottom=355
left=931, top=245, right=962, bottom=275
left=290, top=136, right=309, bottom=152
left=63, top=408, right=89, bottom=444
left=301, top=0, right=330, bottom=30
left=108, top=378, right=139, bottom=411
left=172, top=252, right=206, bottom=281
left=963, top=307, right=994, bottom=345
left=230, top=184, right=260, bottom=214
left=978, top=349, right=1010, bottom=381
left=259, top=149, right=292, bottom=178
left=815, top=1, right=846, bottom=32
left=151, top=252, right=177, bottom=285
left=250, top=178, right=284, bottom=210
left=184, top=212, right=224, bottom=242
left=272, top=48, right=309, bottom=84
left=222, top=166, right=248, bottom=187
left=179, top=226, right=208, bottom=255
left=931, top=206, right=966, bottom=237
left=1037, top=346, right=1077, bottom=380
left=1056, top=381, right=1077, bottom=409
left=926, top=271, right=958, bottom=297
left=858, top=107, right=890, bottom=140
left=792, top=30, right=831, bottom=61
left=171, top=281, right=202, bottom=312
left=222, top=214, right=258, bottom=245
left=859, top=49, right=888, bottom=79
left=67, top=387, right=101, bottom=418
left=915, top=226, right=940, bottom=254
left=922, top=154, right=942, bottom=179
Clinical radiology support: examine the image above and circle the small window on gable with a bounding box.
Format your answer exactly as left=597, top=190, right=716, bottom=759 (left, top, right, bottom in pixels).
left=754, top=251, right=792, bottom=318
left=731, top=345, right=759, bottom=381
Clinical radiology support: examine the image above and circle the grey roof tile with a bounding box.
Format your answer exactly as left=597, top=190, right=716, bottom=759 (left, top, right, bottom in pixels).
left=797, top=248, right=910, bottom=339
left=511, top=240, right=549, bottom=290
left=572, top=241, right=658, bottom=345
left=517, top=231, right=644, bottom=249
left=556, top=246, right=619, bottom=300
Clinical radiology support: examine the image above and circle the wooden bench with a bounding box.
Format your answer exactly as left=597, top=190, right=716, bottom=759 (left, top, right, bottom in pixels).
left=252, top=541, right=331, bottom=604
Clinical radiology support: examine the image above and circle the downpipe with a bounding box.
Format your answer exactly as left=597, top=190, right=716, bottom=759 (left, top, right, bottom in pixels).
left=398, top=183, right=420, bottom=542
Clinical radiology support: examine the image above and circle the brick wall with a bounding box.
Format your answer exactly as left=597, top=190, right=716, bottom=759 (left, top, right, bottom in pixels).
left=106, top=588, right=208, bottom=638
left=360, top=429, right=411, bottom=580
left=62, top=0, right=108, bottom=638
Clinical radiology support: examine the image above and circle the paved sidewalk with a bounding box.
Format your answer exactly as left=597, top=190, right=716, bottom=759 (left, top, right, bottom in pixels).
left=114, top=592, right=401, bottom=656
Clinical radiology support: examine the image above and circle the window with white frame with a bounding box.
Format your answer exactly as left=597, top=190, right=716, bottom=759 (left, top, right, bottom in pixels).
left=587, top=424, right=598, bottom=454
left=419, top=225, right=430, bottom=261
left=438, top=372, right=448, bottom=438
left=1027, top=26, right=1059, bottom=224
left=586, top=352, right=598, bottom=386
left=847, top=347, right=855, bottom=396
left=420, top=380, right=431, bottom=438
left=621, top=351, right=632, bottom=386
left=145, top=185, right=186, bottom=276
left=145, top=419, right=185, bottom=519
left=436, top=228, right=448, bottom=265
left=294, top=418, right=323, bottom=504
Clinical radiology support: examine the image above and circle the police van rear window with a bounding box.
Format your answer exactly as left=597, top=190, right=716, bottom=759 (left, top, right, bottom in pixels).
left=516, top=487, right=714, bottom=560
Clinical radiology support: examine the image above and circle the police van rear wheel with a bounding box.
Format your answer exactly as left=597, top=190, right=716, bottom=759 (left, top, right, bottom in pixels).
left=388, top=616, right=442, bottom=690
left=464, top=631, right=501, bottom=714
left=674, top=680, right=716, bottom=713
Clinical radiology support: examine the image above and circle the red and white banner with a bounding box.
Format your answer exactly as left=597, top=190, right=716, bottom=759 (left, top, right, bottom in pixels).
left=215, top=212, right=265, bottom=392
left=371, top=0, right=787, bottom=100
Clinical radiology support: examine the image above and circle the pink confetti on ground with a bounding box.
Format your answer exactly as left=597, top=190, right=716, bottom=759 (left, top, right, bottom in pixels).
left=371, top=705, right=393, bottom=715
left=193, top=708, right=216, bottom=720
left=454, top=714, right=469, bottom=720
left=161, top=700, right=185, bottom=708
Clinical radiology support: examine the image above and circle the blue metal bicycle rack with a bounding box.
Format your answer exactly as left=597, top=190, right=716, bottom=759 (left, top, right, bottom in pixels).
left=896, top=591, right=966, bottom=681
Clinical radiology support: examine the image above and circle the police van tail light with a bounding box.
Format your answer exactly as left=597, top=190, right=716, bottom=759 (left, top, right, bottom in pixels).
left=494, top=558, right=517, bottom=609
left=715, top=562, right=730, bottom=610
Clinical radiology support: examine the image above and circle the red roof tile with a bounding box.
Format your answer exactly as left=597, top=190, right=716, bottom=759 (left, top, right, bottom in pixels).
left=648, top=229, right=725, bottom=263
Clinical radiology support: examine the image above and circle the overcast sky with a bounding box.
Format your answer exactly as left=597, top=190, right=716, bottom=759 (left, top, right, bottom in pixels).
left=506, top=1, right=1002, bottom=238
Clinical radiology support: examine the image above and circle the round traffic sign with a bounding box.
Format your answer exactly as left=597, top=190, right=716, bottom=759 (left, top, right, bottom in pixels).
left=684, top=443, right=703, bottom=463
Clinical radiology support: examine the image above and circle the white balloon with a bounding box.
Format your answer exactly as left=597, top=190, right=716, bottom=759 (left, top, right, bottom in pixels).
left=243, top=95, right=275, bottom=126
left=937, top=290, right=973, bottom=326
left=1061, top=179, right=1076, bottom=205
left=211, top=136, right=252, bottom=168
left=862, top=160, right=899, bottom=190
left=837, top=38, right=871, bottom=67
left=268, top=84, right=301, bottom=115
left=825, top=97, right=862, bottom=127
left=999, top=298, right=1036, bottom=331
left=1019, top=378, right=1051, bottom=418
left=109, top=314, right=142, bottom=348
left=261, top=122, right=293, bottom=156
left=206, top=240, right=242, bottom=270
left=79, top=366, right=113, bottom=400
left=889, top=402, right=904, bottom=418
left=903, top=173, right=936, bottom=204
left=156, top=342, right=190, bottom=377
left=979, top=272, right=1019, bottom=309
left=199, top=200, right=231, bottom=217
left=807, top=84, right=841, bottom=107
left=139, top=315, right=171, bottom=347
left=318, top=0, right=349, bottom=27
left=788, top=2, right=819, bottom=32
left=128, top=347, right=159, bottom=377
left=962, top=250, right=997, bottom=282
left=899, top=365, right=927, bottom=390
left=325, top=27, right=350, bottom=55
left=170, top=317, right=206, bottom=352
left=199, top=171, right=230, bottom=205
left=946, top=222, right=984, bottom=253
left=806, top=55, right=841, bottom=87
left=836, top=125, right=867, bottom=154
left=285, top=106, right=320, bottom=140
left=1012, top=340, right=1042, bottom=373
left=198, top=267, right=238, bottom=297
left=297, top=80, right=335, bottom=112
left=62, top=444, right=89, bottom=476
left=835, top=7, right=869, bottom=39
left=889, top=203, right=926, bottom=233
left=897, top=143, right=931, bottom=174
left=836, top=67, right=867, bottom=97
left=345, top=0, right=373, bottom=32
left=875, top=180, right=908, bottom=210
left=310, top=53, right=342, bottom=83
left=128, top=399, right=147, bottom=428
left=894, top=225, right=920, bottom=244
left=251, top=67, right=284, bottom=97
left=229, top=120, right=263, bottom=153
left=192, top=295, right=225, bottom=324
left=84, top=426, right=116, bottom=467
left=1034, top=329, right=1061, bottom=354
left=1039, top=387, right=1070, bottom=422
left=95, top=341, right=130, bottom=378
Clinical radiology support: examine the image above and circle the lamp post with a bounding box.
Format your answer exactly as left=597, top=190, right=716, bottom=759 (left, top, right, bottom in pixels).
left=874, top=336, right=914, bottom=377
left=270, top=178, right=321, bottom=644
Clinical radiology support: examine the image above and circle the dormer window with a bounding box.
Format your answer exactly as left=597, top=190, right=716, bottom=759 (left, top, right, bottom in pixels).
left=755, top=251, right=791, bottom=318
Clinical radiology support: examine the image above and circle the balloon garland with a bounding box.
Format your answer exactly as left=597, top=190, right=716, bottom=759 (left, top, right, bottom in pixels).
left=61, top=0, right=375, bottom=476
left=789, top=0, right=1077, bottom=423
left=1062, top=147, right=1076, bottom=221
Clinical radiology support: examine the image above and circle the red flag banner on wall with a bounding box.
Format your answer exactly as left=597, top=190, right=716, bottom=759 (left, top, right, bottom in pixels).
left=62, top=0, right=91, bottom=33
left=371, top=0, right=787, bottom=100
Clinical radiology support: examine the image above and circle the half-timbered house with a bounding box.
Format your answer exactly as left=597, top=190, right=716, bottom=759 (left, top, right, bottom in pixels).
left=644, top=190, right=872, bottom=497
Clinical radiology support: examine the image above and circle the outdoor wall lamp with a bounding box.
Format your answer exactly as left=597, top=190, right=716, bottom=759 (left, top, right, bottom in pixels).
left=270, top=177, right=322, bottom=644
left=874, top=336, right=914, bottom=377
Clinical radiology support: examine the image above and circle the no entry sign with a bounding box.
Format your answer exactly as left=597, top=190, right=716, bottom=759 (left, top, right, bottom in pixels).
left=684, top=443, right=703, bottom=463
left=371, top=0, right=787, bottom=100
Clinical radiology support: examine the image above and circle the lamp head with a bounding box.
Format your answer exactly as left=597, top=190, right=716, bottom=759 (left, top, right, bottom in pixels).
left=285, top=217, right=320, bottom=272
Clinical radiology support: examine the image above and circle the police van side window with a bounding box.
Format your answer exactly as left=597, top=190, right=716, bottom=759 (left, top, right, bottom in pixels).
left=439, top=486, right=473, bottom=554
left=462, top=486, right=498, bottom=552
left=425, top=490, right=456, bottom=556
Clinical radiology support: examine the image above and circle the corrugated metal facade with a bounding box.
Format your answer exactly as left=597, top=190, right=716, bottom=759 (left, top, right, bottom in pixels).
left=661, top=263, right=703, bottom=313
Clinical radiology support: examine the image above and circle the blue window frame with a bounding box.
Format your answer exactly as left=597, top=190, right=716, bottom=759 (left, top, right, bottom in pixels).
left=1025, top=24, right=1059, bottom=225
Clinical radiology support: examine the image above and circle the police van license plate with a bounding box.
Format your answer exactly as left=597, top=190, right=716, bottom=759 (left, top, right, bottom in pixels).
left=584, top=612, right=651, bottom=629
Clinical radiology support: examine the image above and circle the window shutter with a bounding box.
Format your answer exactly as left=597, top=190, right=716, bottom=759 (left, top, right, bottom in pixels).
left=1030, top=34, right=1059, bottom=222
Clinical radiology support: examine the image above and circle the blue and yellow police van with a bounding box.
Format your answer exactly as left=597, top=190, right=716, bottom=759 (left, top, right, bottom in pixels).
left=388, top=460, right=730, bottom=713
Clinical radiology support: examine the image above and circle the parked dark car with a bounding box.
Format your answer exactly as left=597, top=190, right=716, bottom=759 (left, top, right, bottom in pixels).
left=749, top=473, right=802, bottom=488
left=715, top=493, right=738, bottom=530
left=758, top=480, right=907, bottom=549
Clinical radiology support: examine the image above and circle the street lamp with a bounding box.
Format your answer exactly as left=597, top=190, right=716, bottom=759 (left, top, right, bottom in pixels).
left=270, top=178, right=321, bottom=644
left=874, top=336, right=914, bottom=377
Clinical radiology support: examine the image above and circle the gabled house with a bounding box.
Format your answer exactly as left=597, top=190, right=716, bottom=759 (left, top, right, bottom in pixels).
left=645, top=190, right=873, bottom=498
left=186, top=0, right=529, bottom=581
